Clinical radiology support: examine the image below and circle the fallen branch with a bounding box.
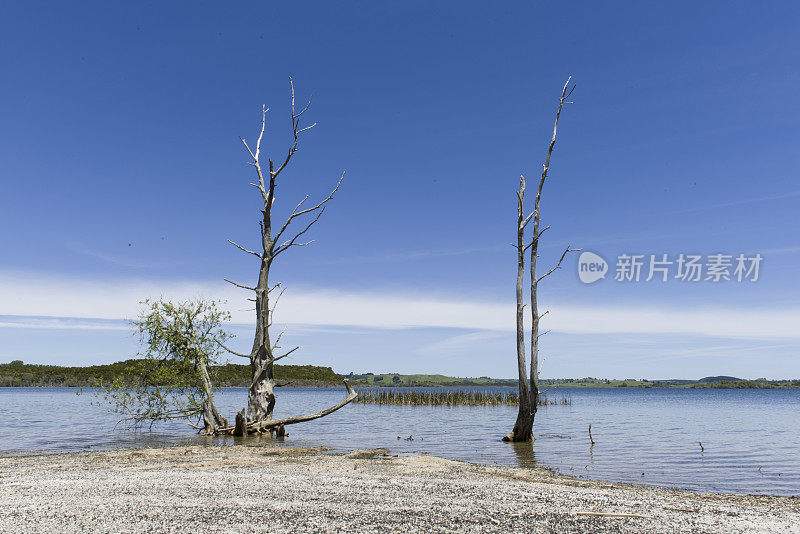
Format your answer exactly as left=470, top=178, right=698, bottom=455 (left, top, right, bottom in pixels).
left=216, top=380, right=357, bottom=435
left=250, top=379, right=357, bottom=432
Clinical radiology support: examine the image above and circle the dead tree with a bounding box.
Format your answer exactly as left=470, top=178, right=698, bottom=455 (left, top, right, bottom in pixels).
left=221, top=78, right=355, bottom=436
left=504, top=77, right=577, bottom=442
left=507, top=175, right=534, bottom=441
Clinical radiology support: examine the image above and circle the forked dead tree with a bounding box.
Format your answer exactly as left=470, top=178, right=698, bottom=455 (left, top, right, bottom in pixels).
left=219, top=79, right=356, bottom=436
left=503, top=78, right=578, bottom=442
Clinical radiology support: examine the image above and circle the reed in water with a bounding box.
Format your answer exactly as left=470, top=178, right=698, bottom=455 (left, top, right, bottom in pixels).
left=355, top=389, right=571, bottom=406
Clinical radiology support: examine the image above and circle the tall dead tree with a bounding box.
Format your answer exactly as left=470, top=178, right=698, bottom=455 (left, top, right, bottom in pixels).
left=504, top=78, right=577, bottom=442
left=508, top=175, right=534, bottom=441
left=221, top=79, right=355, bottom=436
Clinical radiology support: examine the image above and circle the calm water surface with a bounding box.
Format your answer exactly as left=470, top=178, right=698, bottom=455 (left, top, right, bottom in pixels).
left=1, top=386, right=798, bottom=496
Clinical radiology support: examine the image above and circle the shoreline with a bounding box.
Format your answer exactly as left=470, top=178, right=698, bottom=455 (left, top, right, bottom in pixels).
left=1, top=444, right=797, bottom=532
left=1, top=441, right=793, bottom=499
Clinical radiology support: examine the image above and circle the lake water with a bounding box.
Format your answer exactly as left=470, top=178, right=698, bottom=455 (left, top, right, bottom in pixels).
left=1, top=386, right=798, bottom=496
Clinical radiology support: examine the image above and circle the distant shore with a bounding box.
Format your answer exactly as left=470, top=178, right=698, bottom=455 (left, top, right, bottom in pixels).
left=0, top=360, right=341, bottom=388
left=3, top=359, right=798, bottom=389
left=0, top=445, right=797, bottom=533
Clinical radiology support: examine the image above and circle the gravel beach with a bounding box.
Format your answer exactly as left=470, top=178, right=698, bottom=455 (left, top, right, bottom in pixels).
left=0, top=444, right=797, bottom=533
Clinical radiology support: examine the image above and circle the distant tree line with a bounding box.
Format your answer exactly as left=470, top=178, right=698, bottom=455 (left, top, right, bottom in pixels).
left=0, top=360, right=340, bottom=388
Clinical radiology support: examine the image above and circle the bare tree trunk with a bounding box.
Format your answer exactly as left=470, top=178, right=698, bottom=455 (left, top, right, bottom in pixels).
left=530, top=79, right=576, bottom=419
left=247, top=254, right=275, bottom=423
left=504, top=176, right=533, bottom=442
left=222, top=79, right=351, bottom=435
left=504, top=77, right=576, bottom=443
left=192, top=327, right=227, bottom=434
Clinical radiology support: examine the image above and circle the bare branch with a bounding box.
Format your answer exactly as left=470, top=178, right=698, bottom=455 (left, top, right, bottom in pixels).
left=273, top=171, right=345, bottom=246
left=271, top=286, right=287, bottom=310
left=287, top=240, right=315, bottom=248
left=227, top=239, right=261, bottom=258
left=290, top=75, right=295, bottom=114
left=537, top=76, right=574, bottom=192
left=239, top=137, right=256, bottom=162
left=270, top=77, right=316, bottom=182
left=273, top=148, right=294, bottom=182
left=216, top=340, right=252, bottom=359
left=223, top=278, right=256, bottom=291
left=255, top=105, right=267, bottom=162
left=271, top=327, right=286, bottom=350
left=536, top=246, right=581, bottom=285
left=297, top=123, right=317, bottom=134
left=295, top=93, right=313, bottom=118
left=268, top=287, right=286, bottom=327
left=536, top=330, right=551, bottom=340
left=273, top=346, right=299, bottom=362
left=286, top=195, right=310, bottom=220
left=274, top=207, right=325, bottom=256
left=521, top=212, right=534, bottom=230
left=524, top=224, right=550, bottom=251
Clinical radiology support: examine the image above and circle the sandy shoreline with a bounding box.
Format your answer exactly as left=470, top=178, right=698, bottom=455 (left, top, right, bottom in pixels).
left=0, top=444, right=798, bottom=533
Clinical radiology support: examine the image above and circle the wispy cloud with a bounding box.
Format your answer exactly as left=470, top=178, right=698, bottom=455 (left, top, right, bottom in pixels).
left=314, top=245, right=504, bottom=265
left=681, top=189, right=800, bottom=213
left=1, top=270, right=800, bottom=340
left=415, top=331, right=507, bottom=356
left=542, top=306, right=800, bottom=340
left=608, top=341, right=799, bottom=364
left=62, top=241, right=185, bottom=269
left=0, top=316, right=129, bottom=331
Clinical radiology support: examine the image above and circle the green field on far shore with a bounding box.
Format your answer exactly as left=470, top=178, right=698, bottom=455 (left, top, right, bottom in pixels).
left=2, top=360, right=799, bottom=389
left=347, top=373, right=800, bottom=389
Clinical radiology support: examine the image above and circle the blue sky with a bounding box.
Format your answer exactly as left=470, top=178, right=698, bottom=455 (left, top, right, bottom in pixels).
left=1, top=2, right=799, bottom=379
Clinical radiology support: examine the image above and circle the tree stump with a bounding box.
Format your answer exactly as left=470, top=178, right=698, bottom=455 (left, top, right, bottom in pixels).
left=233, top=409, right=247, bottom=437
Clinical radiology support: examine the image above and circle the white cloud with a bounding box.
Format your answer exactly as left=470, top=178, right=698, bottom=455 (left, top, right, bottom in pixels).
left=543, top=306, right=800, bottom=339
left=1, top=269, right=800, bottom=340
left=0, top=317, right=129, bottom=331
left=415, top=331, right=507, bottom=355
